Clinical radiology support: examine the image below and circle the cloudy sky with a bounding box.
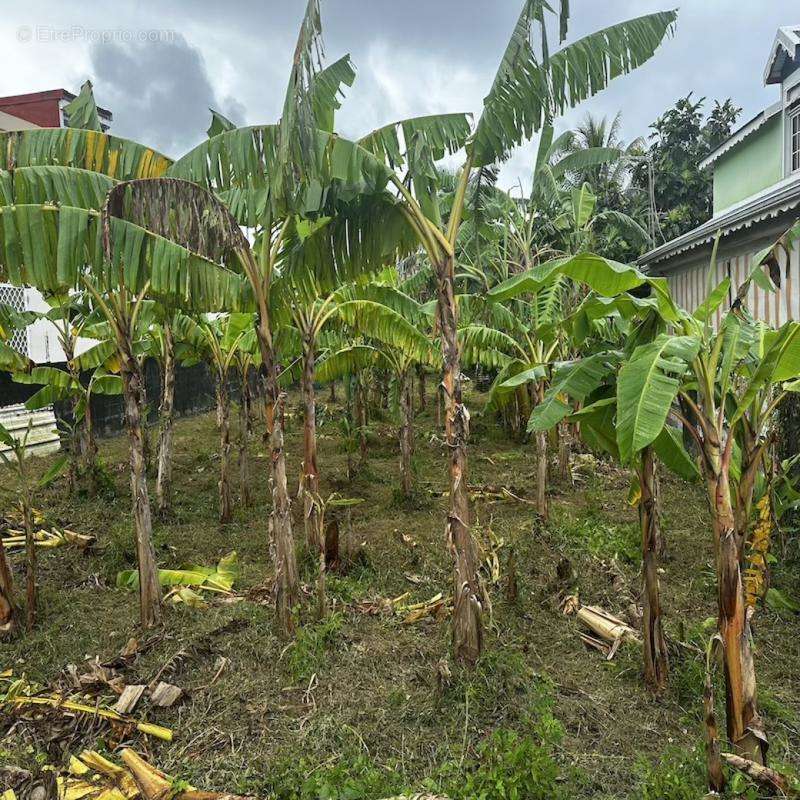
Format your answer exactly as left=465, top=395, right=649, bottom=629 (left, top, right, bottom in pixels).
left=2, top=1, right=797, bottom=189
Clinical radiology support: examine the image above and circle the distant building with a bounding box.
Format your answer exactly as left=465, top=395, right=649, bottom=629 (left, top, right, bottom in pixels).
left=640, top=27, right=800, bottom=325
left=0, top=88, right=112, bottom=131
left=0, top=88, right=113, bottom=365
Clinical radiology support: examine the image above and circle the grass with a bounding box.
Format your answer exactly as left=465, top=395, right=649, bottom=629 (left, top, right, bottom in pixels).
left=1, top=387, right=800, bottom=798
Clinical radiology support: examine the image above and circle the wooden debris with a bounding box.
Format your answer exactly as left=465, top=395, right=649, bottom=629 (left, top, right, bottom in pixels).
left=380, top=796, right=451, bottom=800
left=561, top=594, right=580, bottom=615
left=0, top=526, right=95, bottom=553
left=721, top=752, right=797, bottom=796
left=577, top=605, right=640, bottom=644
left=121, top=748, right=254, bottom=799
left=0, top=749, right=256, bottom=800
left=115, top=684, right=146, bottom=714
left=575, top=604, right=641, bottom=660
left=150, top=681, right=184, bottom=708
left=1, top=678, right=173, bottom=741
left=120, top=637, right=140, bottom=659
left=354, top=591, right=452, bottom=625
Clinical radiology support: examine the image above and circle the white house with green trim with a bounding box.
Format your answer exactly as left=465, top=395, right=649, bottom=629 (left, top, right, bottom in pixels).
left=640, top=26, right=800, bottom=325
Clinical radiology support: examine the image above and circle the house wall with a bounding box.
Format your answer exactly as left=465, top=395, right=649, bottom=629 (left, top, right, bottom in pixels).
left=0, top=91, right=62, bottom=127
left=660, top=218, right=800, bottom=327
left=713, top=115, right=784, bottom=214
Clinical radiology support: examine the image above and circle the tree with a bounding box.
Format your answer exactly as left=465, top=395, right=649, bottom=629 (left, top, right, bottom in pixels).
left=517, top=225, right=800, bottom=775
left=166, top=6, right=396, bottom=635
left=174, top=313, right=252, bottom=524
left=321, top=282, right=439, bottom=499
left=528, top=287, right=701, bottom=693
left=631, top=94, right=741, bottom=243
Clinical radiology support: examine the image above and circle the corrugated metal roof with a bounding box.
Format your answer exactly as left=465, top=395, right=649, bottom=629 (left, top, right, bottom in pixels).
left=638, top=175, right=800, bottom=269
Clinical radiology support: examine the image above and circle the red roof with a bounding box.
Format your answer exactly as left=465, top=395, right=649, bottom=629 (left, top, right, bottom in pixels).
left=0, top=89, right=112, bottom=128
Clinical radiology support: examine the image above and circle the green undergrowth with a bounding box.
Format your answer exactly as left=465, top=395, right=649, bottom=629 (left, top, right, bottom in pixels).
left=1, top=390, right=799, bottom=798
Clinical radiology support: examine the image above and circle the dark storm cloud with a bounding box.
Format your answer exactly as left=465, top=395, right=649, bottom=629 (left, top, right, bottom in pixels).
left=89, top=34, right=244, bottom=157
left=3, top=1, right=798, bottom=186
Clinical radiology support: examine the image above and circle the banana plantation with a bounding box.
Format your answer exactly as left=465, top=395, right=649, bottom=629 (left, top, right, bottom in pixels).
left=2, top=2, right=800, bottom=799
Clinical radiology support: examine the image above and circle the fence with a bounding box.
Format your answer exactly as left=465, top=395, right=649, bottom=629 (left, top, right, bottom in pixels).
left=0, top=358, right=231, bottom=443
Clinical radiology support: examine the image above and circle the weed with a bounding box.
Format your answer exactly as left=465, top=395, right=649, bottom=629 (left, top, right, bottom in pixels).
left=284, top=612, right=345, bottom=683
left=431, top=727, right=568, bottom=800
left=634, top=745, right=708, bottom=800
left=552, top=507, right=639, bottom=564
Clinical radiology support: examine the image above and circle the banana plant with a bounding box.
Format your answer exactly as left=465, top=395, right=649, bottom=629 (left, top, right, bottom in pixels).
left=173, top=313, right=252, bottom=524
left=165, top=4, right=413, bottom=635
left=11, top=296, right=123, bottom=495
left=352, top=2, right=675, bottom=662
left=520, top=226, right=800, bottom=778
left=0, top=88, right=249, bottom=629
left=320, top=283, right=439, bottom=500
left=454, top=279, right=567, bottom=519
left=528, top=293, right=700, bottom=695
left=0, top=422, right=68, bottom=633
left=230, top=328, right=260, bottom=509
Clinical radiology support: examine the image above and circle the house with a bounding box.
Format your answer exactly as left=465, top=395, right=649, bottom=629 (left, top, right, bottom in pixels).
left=639, top=26, right=800, bottom=326
left=0, top=88, right=112, bottom=131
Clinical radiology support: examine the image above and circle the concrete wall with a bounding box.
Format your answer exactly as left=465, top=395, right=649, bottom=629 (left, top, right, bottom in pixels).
left=713, top=115, right=784, bottom=214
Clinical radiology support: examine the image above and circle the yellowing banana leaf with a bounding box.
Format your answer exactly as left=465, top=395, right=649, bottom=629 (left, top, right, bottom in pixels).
left=116, top=552, right=238, bottom=596
left=164, top=586, right=208, bottom=608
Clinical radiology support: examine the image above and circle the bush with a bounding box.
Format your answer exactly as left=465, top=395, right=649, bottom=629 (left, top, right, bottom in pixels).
left=260, top=753, right=402, bottom=800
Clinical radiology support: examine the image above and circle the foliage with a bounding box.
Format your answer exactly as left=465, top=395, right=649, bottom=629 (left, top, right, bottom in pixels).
left=284, top=612, right=344, bottom=682
left=634, top=745, right=709, bottom=800
left=631, top=94, right=741, bottom=243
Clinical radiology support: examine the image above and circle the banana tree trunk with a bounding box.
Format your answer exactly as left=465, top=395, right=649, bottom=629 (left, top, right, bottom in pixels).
left=22, top=495, right=35, bottom=631
left=120, top=354, right=162, bottom=629
left=639, top=447, right=668, bottom=693
left=216, top=372, right=233, bottom=525
left=533, top=382, right=548, bottom=520
left=708, top=458, right=766, bottom=763
left=256, top=318, right=299, bottom=636
left=82, top=393, right=99, bottom=495
left=355, top=377, right=368, bottom=464
left=557, top=422, right=570, bottom=482
left=399, top=368, right=414, bottom=498
left=434, top=255, right=482, bottom=664
left=139, top=369, right=153, bottom=473
left=239, top=375, right=252, bottom=508
left=416, top=365, right=426, bottom=412
left=301, top=329, right=322, bottom=553
left=0, top=536, right=14, bottom=637
left=435, top=378, right=443, bottom=430
left=156, top=322, right=176, bottom=515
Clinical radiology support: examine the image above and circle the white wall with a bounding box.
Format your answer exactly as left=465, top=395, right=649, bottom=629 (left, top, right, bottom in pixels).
left=18, top=286, right=99, bottom=364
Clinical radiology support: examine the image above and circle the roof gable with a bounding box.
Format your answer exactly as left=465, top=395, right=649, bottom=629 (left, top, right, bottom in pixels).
left=764, top=26, right=800, bottom=85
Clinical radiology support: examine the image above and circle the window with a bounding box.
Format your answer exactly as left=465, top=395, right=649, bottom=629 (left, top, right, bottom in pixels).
left=792, top=108, right=800, bottom=173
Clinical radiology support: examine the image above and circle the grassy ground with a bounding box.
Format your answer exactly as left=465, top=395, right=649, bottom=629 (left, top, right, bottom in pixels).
left=2, top=387, right=800, bottom=799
